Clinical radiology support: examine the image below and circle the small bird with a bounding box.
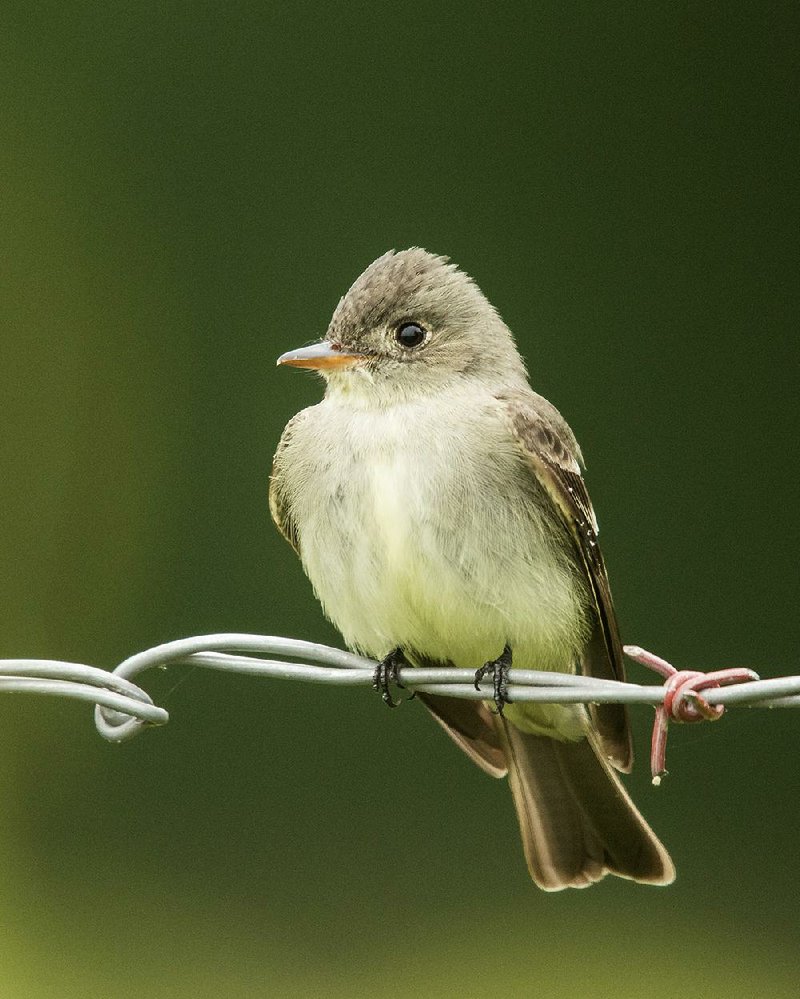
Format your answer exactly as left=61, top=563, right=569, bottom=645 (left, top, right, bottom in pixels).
left=270, top=248, right=674, bottom=890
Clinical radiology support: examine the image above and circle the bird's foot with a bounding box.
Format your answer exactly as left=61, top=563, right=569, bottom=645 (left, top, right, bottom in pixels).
left=373, top=647, right=413, bottom=708
left=474, top=644, right=513, bottom=715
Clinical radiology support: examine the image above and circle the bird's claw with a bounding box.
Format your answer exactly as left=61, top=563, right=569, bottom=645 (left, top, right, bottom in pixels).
left=474, top=644, right=513, bottom=715
left=373, top=647, right=413, bottom=708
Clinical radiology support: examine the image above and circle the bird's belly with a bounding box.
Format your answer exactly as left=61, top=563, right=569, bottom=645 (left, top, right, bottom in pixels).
left=298, top=445, right=588, bottom=674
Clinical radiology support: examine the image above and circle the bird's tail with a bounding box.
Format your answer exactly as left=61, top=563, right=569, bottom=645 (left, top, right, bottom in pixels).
left=495, top=718, right=675, bottom=890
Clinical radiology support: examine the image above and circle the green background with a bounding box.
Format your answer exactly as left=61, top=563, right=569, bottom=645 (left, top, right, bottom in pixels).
left=1, top=3, right=798, bottom=996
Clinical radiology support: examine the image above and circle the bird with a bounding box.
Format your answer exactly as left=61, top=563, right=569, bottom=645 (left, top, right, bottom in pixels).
left=270, top=248, right=674, bottom=890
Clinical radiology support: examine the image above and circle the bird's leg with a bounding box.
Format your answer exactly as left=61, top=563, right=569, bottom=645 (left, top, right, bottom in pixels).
left=373, top=647, right=413, bottom=708
left=474, top=644, right=513, bottom=715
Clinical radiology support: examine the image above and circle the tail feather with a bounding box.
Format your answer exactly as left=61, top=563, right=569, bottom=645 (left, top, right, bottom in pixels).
left=417, top=689, right=675, bottom=889
left=495, top=719, right=675, bottom=891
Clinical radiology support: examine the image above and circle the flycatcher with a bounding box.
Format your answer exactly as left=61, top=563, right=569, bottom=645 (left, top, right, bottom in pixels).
left=270, top=248, right=674, bottom=890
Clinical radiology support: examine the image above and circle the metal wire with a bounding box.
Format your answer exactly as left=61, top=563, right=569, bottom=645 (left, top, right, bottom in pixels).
left=0, top=634, right=797, bottom=746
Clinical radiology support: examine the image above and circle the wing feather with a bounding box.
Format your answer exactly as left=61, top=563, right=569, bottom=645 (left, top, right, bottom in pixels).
left=269, top=412, right=304, bottom=556
left=498, top=391, right=633, bottom=772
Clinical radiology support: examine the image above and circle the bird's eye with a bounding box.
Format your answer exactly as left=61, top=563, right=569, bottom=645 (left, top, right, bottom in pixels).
left=395, top=322, right=426, bottom=349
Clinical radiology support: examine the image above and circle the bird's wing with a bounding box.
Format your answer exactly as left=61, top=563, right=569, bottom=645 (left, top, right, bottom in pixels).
left=417, top=692, right=508, bottom=778
left=497, top=390, right=633, bottom=772
left=269, top=412, right=304, bottom=556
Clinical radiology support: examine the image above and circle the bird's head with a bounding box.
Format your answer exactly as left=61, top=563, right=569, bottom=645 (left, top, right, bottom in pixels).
left=277, top=248, right=528, bottom=405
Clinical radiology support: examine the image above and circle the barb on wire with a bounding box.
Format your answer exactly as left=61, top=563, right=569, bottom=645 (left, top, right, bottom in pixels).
left=623, top=646, right=759, bottom=783
left=1, top=634, right=798, bottom=779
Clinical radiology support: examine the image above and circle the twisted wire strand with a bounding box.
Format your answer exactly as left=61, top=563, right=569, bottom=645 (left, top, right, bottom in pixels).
left=0, top=635, right=797, bottom=754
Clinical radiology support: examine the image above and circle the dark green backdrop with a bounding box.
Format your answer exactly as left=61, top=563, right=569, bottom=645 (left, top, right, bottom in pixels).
left=1, top=4, right=798, bottom=996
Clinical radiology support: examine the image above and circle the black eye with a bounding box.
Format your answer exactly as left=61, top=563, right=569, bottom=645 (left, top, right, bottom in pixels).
left=395, top=322, right=426, bottom=348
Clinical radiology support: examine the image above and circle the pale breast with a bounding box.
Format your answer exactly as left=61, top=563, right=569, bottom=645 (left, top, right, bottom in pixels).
left=278, top=394, right=590, bottom=671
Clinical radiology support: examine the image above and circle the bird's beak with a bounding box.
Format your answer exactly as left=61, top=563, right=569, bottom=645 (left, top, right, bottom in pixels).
left=276, top=342, right=365, bottom=370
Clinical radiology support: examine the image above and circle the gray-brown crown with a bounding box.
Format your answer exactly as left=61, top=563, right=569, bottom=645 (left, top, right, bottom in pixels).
left=328, top=248, right=497, bottom=342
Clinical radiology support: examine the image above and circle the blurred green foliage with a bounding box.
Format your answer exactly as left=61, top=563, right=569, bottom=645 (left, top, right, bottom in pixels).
left=1, top=3, right=798, bottom=996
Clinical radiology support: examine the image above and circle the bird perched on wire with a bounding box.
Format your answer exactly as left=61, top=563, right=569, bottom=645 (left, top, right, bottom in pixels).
left=270, top=248, right=674, bottom=890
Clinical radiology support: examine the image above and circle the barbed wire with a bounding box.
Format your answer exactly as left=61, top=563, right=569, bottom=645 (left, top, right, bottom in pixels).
left=1, top=634, right=798, bottom=780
